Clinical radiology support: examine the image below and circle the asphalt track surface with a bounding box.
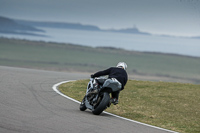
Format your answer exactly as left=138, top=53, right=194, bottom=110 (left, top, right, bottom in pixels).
left=0, top=66, right=178, bottom=133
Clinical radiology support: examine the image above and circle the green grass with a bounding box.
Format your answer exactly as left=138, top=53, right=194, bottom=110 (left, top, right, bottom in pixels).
left=1, top=37, right=200, bottom=83
left=59, top=80, right=200, bottom=133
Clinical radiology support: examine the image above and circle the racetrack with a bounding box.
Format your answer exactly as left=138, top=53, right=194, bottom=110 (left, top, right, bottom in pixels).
left=0, top=66, right=177, bottom=133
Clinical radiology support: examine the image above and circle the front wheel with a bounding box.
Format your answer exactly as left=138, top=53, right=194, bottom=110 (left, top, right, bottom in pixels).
left=80, top=96, right=87, bottom=111
left=92, top=92, right=110, bottom=115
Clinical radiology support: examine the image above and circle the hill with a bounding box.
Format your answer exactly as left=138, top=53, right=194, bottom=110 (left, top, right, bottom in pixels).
left=0, top=16, right=45, bottom=36
left=108, top=27, right=150, bottom=35
left=16, top=19, right=150, bottom=35
left=1, top=16, right=200, bottom=38
left=16, top=20, right=102, bottom=31
left=1, top=16, right=151, bottom=36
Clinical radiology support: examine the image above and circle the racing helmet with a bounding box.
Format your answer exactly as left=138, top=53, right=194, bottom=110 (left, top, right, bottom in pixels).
left=116, top=62, right=127, bottom=70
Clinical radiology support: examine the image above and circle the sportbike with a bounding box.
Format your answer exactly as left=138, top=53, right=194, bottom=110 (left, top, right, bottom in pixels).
left=79, top=77, right=121, bottom=115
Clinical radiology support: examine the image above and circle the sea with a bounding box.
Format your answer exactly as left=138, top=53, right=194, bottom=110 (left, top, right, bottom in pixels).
left=1, top=27, right=200, bottom=57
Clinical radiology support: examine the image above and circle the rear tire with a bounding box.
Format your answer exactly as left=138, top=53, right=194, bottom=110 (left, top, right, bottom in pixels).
left=80, top=96, right=87, bottom=111
left=92, top=92, right=110, bottom=115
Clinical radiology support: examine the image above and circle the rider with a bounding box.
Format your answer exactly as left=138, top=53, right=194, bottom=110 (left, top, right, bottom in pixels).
left=91, top=62, right=128, bottom=105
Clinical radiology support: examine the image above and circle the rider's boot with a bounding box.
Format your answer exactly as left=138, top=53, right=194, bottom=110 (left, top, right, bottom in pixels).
left=110, top=98, right=118, bottom=105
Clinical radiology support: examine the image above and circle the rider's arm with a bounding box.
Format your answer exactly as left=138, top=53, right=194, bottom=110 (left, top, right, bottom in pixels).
left=92, top=67, right=112, bottom=78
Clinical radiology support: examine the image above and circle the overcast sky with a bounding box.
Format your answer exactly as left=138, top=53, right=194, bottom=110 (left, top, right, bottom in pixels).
left=1, top=0, right=200, bottom=36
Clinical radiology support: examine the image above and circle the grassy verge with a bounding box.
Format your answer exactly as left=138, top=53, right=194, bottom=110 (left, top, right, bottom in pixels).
left=1, top=37, right=200, bottom=83
left=59, top=80, right=200, bottom=133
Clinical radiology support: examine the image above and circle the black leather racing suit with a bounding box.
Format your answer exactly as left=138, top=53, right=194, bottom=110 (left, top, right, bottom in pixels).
left=92, top=67, right=128, bottom=99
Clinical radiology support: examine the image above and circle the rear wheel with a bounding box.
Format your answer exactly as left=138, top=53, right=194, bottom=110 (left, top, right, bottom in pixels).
left=79, top=96, right=87, bottom=111
left=92, top=92, right=110, bottom=115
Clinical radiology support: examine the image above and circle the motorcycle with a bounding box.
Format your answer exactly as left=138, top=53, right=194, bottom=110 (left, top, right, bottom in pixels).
left=79, top=77, right=122, bottom=115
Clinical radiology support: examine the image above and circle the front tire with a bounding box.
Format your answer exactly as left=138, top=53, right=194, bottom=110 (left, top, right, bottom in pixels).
left=92, top=92, right=110, bottom=115
left=80, top=96, right=87, bottom=111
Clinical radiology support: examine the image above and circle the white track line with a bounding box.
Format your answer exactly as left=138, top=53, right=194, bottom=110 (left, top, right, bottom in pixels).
left=52, top=80, right=179, bottom=133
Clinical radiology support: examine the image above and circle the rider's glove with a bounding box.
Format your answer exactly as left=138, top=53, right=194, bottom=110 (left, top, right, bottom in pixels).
left=91, top=74, right=94, bottom=78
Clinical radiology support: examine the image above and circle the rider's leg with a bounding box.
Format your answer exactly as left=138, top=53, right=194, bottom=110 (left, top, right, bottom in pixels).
left=111, top=91, right=120, bottom=105
left=112, top=91, right=120, bottom=99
